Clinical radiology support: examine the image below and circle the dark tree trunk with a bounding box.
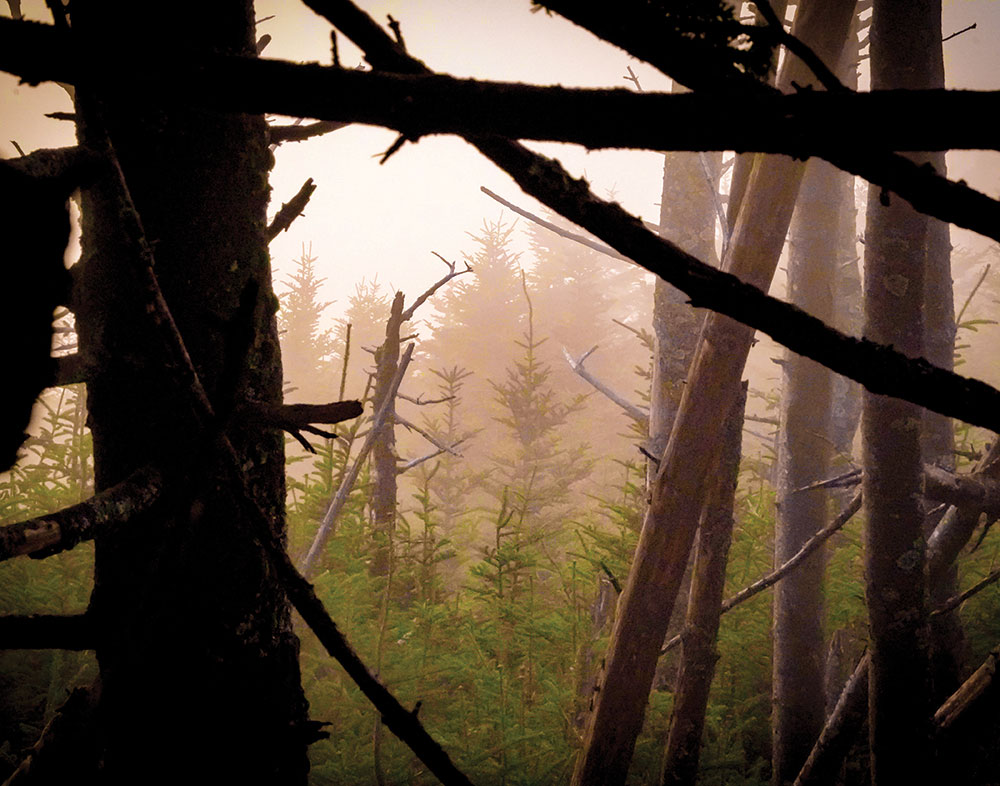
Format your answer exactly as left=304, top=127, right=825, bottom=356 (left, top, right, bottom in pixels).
left=861, top=2, right=940, bottom=781
left=370, top=292, right=403, bottom=578
left=72, top=3, right=309, bottom=782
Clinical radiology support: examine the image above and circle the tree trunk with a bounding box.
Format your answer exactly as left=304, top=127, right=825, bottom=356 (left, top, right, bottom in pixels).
left=862, top=2, right=941, bottom=781
left=649, top=136, right=721, bottom=691
left=72, top=3, right=309, bottom=782
left=659, top=385, right=745, bottom=786
left=772, top=155, right=838, bottom=786
left=571, top=4, right=857, bottom=784
left=370, top=292, right=404, bottom=578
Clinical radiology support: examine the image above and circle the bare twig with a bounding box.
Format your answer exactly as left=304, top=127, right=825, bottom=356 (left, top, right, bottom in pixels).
left=396, top=414, right=463, bottom=457
left=942, top=22, right=977, bottom=43
left=562, top=346, right=649, bottom=427
left=932, top=567, right=1000, bottom=617
left=399, top=438, right=468, bottom=472
left=400, top=254, right=473, bottom=322
left=661, top=491, right=862, bottom=655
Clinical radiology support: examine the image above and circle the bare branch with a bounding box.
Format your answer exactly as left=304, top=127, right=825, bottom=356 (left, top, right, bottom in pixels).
left=266, top=178, right=316, bottom=241
left=301, top=343, right=415, bottom=576
left=399, top=438, right=468, bottom=472
left=395, top=414, right=463, bottom=457
left=562, top=346, right=649, bottom=427
left=399, top=255, right=473, bottom=322
left=269, top=119, right=348, bottom=144
left=397, top=391, right=454, bottom=406
left=662, top=491, right=862, bottom=655
left=934, top=645, right=1000, bottom=730
left=481, top=187, right=627, bottom=262
left=0, top=466, right=163, bottom=563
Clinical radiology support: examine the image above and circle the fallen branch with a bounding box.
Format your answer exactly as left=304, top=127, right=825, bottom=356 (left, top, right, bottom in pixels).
left=0, top=466, right=163, bottom=562
left=0, top=613, right=93, bottom=650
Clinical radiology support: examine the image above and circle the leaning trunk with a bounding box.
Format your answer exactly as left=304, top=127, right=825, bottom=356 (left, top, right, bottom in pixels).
left=571, top=4, right=857, bottom=783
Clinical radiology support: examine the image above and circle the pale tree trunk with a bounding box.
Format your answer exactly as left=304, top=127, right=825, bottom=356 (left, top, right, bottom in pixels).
left=659, top=385, right=746, bottom=786
left=772, top=155, right=837, bottom=786
left=649, top=135, right=721, bottom=691
left=571, top=4, right=857, bottom=784
left=772, top=18, right=861, bottom=779
left=72, top=2, right=310, bottom=782
left=862, top=2, right=940, bottom=782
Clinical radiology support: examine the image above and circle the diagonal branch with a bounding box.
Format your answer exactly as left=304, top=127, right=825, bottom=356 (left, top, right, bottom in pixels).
left=300, top=342, right=415, bottom=576
left=562, top=346, right=649, bottom=427
left=661, top=491, right=862, bottom=655
left=0, top=466, right=163, bottom=563
left=266, top=177, right=316, bottom=241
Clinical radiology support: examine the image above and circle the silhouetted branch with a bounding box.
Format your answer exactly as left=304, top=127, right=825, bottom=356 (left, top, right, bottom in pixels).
left=0, top=613, right=92, bottom=650
left=932, top=567, right=1000, bottom=618
left=0, top=466, right=163, bottom=563
left=266, top=177, right=316, bottom=241
left=268, top=119, right=348, bottom=143
left=5, top=16, right=1000, bottom=243
left=481, top=187, right=627, bottom=261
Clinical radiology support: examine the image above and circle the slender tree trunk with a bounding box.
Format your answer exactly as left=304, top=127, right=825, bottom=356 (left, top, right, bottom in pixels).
left=71, top=4, right=310, bottom=783
left=659, top=385, right=745, bottom=786
left=862, top=2, right=940, bottom=781
left=772, top=155, right=838, bottom=786
left=571, top=5, right=857, bottom=784
left=370, top=292, right=403, bottom=578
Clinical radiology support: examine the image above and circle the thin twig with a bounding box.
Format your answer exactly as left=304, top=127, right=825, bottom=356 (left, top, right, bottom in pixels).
left=661, top=491, right=862, bottom=655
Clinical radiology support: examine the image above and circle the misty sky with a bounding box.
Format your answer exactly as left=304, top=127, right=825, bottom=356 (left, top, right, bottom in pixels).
left=2, top=0, right=998, bottom=326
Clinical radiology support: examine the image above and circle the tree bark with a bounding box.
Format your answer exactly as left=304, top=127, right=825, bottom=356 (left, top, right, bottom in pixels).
left=861, top=4, right=942, bottom=782
left=71, top=3, right=310, bottom=782
left=772, top=154, right=839, bottom=786
left=571, top=4, right=858, bottom=784
left=660, top=385, right=745, bottom=786
left=370, top=292, right=404, bottom=578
